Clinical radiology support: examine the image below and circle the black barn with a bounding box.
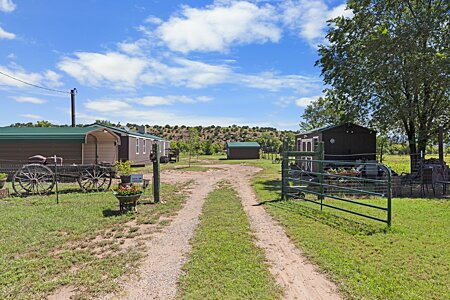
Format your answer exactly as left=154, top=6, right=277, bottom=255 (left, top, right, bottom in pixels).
left=296, top=123, right=376, bottom=161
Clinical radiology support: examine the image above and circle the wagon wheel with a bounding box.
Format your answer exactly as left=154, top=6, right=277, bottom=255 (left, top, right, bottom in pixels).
left=12, top=164, right=55, bottom=196
left=77, top=166, right=112, bottom=192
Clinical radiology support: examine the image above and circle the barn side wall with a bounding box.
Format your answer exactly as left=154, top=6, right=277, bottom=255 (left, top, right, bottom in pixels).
left=227, top=147, right=260, bottom=159
left=0, top=142, right=83, bottom=164
left=322, top=125, right=376, bottom=161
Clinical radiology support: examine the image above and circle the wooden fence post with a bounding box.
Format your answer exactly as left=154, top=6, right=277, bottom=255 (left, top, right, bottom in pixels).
left=153, top=143, right=161, bottom=203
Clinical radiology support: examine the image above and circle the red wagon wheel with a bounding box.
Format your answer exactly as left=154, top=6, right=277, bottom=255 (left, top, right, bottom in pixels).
left=77, top=166, right=112, bottom=192
left=12, top=164, right=55, bottom=196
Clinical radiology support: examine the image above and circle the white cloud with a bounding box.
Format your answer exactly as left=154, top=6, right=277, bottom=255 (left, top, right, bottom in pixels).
left=0, top=0, right=15, bottom=13
left=295, top=95, right=322, bottom=107
left=0, top=26, right=16, bottom=39
left=156, top=1, right=281, bottom=53
left=145, top=15, right=162, bottom=25
left=58, top=52, right=148, bottom=89
left=143, top=57, right=232, bottom=88
left=19, top=114, right=43, bottom=120
left=0, top=65, right=63, bottom=89
left=282, top=0, right=352, bottom=47
left=12, top=96, right=47, bottom=104
left=84, top=99, right=131, bottom=112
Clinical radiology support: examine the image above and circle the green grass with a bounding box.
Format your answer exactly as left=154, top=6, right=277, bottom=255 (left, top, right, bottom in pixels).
left=0, top=182, right=188, bottom=299
left=382, top=154, right=450, bottom=174
left=178, top=183, right=281, bottom=300
left=250, top=160, right=450, bottom=299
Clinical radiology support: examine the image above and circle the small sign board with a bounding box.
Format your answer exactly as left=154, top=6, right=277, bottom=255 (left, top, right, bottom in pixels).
left=130, top=174, right=143, bottom=183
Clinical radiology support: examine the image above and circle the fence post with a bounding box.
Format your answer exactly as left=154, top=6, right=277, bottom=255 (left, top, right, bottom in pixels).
left=53, top=155, right=59, bottom=204
left=281, top=140, right=288, bottom=200
left=386, top=167, right=392, bottom=226
left=317, top=142, right=325, bottom=210
left=153, top=143, right=161, bottom=203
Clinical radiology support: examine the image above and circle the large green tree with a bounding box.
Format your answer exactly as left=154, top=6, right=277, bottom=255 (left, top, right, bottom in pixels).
left=314, top=0, right=449, bottom=170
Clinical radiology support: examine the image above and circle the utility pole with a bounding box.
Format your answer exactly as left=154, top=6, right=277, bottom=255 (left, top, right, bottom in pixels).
left=71, top=88, right=77, bottom=127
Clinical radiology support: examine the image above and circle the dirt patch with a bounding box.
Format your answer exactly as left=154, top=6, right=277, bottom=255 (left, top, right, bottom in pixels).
left=103, top=169, right=227, bottom=300
left=227, top=165, right=341, bottom=300
left=104, top=164, right=341, bottom=300
left=47, top=285, right=76, bottom=300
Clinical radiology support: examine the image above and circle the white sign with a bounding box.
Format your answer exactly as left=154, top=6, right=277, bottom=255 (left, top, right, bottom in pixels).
left=130, top=174, right=143, bottom=183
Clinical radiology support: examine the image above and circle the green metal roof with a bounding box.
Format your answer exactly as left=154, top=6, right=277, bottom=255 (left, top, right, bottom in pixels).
left=227, top=142, right=260, bottom=148
left=90, top=124, right=165, bottom=141
left=0, top=126, right=103, bottom=143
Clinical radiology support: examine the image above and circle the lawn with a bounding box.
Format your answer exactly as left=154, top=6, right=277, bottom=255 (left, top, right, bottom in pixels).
left=0, top=182, right=188, bottom=299
left=382, top=154, right=450, bottom=174
left=178, top=183, right=281, bottom=300
left=250, top=159, right=450, bottom=300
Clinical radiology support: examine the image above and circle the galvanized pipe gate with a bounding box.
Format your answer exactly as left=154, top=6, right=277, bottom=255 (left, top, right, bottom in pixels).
left=281, top=141, right=392, bottom=226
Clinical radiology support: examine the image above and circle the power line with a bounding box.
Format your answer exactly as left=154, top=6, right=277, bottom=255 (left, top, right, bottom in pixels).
left=0, top=70, right=70, bottom=94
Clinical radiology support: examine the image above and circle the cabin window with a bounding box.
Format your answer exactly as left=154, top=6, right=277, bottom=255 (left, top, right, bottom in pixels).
left=297, top=139, right=302, bottom=151
left=302, top=142, right=306, bottom=152
left=313, top=137, right=319, bottom=150
left=136, top=139, right=140, bottom=154
left=307, top=141, right=312, bottom=152
left=143, top=140, right=147, bottom=154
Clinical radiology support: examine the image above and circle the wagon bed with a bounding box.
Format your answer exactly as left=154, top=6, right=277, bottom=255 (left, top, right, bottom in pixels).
left=0, top=160, right=116, bottom=196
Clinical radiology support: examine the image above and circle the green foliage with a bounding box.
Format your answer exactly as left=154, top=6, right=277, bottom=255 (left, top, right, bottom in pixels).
left=115, top=160, right=133, bottom=176
left=178, top=185, right=281, bottom=299
left=315, top=0, right=450, bottom=156
left=0, top=173, right=7, bottom=180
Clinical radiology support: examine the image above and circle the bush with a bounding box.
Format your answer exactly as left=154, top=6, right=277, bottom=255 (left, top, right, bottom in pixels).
left=0, top=173, right=7, bottom=180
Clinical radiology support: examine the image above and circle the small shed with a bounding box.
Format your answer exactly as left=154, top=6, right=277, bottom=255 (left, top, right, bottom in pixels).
left=226, top=142, right=260, bottom=159
left=90, top=124, right=169, bottom=166
left=296, top=123, right=376, bottom=161
left=0, top=126, right=120, bottom=164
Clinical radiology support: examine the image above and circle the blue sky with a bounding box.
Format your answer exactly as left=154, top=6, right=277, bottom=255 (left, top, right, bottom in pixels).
left=0, top=0, right=351, bottom=130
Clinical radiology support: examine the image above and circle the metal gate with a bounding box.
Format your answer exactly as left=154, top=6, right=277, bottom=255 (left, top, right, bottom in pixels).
left=281, top=142, right=392, bottom=226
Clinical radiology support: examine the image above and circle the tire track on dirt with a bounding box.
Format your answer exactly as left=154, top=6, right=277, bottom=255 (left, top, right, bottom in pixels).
left=227, top=165, right=341, bottom=300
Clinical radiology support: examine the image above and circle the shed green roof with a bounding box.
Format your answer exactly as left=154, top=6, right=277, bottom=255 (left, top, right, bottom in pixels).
left=226, top=142, right=260, bottom=148
left=89, top=124, right=165, bottom=141
left=0, top=126, right=103, bottom=143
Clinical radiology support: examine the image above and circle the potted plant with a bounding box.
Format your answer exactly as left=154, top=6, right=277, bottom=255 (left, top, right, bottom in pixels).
left=0, top=173, right=7, bottom=189
left=115, top=160, right=133, bottom=183
left=113, top=184, right=143, bottom=211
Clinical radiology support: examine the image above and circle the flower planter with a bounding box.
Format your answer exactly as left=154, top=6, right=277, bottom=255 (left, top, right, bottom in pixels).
left=114, top=193, right=142, bottom=211
left=0, top=179, right=6, bottom=189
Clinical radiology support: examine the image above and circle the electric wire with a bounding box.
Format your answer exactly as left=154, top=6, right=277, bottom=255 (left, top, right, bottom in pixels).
left=0, top=70, right=71, bottom=94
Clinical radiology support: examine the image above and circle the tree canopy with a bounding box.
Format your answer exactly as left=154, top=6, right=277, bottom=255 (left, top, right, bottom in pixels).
left=308, top=0, right=449, bottom=167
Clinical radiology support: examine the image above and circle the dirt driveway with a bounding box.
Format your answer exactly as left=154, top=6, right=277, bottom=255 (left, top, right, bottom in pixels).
left=107, top=164, right=341, bottom=300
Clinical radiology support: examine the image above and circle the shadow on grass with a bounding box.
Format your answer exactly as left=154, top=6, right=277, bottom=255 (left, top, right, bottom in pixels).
left=102, top=209, right=128, bottom=217
left=258, top=179, right=281, bottom=192
left=265, top=199, right=389, bottom=236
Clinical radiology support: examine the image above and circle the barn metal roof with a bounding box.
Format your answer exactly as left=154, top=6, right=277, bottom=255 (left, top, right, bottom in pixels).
left=0, top=126, right=107, bottom=143
left=90, top=124, right=166, bottom=141
left=227, top=142, right=260, bottom=148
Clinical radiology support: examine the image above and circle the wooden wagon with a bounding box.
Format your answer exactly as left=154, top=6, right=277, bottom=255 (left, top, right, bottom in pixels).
left=3, top=156, right=115, bottom=196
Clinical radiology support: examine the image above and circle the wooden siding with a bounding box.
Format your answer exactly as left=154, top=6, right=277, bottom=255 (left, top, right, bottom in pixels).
left=82, top=131, right=118, bottom=164
left=0, top=142, right=83, bottom=164
left=296, top=124, right=376, bottom=161
left=227, top=148, right=260, bottom=159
